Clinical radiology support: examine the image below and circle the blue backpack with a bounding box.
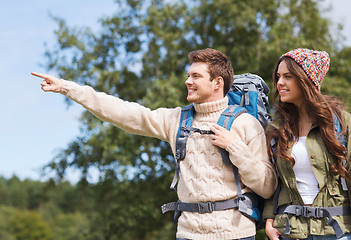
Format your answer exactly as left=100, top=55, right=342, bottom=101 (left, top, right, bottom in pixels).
left=161, top=73, right=271, bottom=229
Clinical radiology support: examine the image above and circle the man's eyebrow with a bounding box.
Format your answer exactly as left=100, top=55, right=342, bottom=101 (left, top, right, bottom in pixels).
left=188, top=71, right=202, bottom=75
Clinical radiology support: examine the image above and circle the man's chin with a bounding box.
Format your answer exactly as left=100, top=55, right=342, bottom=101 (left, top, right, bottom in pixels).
left=187, top=96, right=194, bottom=102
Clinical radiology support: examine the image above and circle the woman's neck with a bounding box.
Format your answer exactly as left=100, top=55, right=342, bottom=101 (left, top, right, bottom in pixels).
left=297, top=106, right=315, bottom=137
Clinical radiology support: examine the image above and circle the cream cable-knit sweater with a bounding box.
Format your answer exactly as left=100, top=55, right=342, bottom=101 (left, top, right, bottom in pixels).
left=60, top=80, right=277, bottom=240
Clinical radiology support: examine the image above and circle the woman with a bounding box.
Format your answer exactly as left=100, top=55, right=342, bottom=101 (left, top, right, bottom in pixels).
left=264, top=48, right=351, bottom=240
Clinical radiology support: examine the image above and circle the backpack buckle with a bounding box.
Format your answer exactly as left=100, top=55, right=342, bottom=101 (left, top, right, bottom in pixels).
left=298, top=206, right=321, bottom=218
left=198, top=129, right=213, bottom=135
left=302, top=206, right=314, bottom=217
left=198, top=202, right=214, bottom=213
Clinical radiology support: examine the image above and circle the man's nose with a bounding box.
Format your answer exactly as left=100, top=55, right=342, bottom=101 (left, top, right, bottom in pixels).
left=185, top=77, right=192, bottom=85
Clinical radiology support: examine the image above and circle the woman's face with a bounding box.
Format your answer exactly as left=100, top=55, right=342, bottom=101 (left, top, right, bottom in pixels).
left=276, top=60, right=304, bottom=107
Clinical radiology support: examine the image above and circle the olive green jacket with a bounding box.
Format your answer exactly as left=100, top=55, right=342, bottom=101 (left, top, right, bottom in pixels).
left=263, top=111, right=351, bottom=239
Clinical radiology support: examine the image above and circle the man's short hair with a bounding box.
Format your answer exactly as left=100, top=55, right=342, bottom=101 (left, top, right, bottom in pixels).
left=188, top=48, right=234, bottom=95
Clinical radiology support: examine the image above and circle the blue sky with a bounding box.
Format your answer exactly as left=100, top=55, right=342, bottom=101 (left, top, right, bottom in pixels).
left=1, top=0, right=351, bottom=183
left=1, top=0, right=116, bottom=183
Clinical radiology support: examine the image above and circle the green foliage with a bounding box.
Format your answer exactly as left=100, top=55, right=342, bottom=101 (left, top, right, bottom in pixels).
left=39, top=0, right=351, bottom=238
left=326, top=46, right=351, bottom=109
left=52, top=212, right=90, bottom=240
left=0, top=178, right=93, bottom=240
left=6, top=176, right=29, bottom=209
left=8, top=210, right=52, bottom=240
left=0, top=205, right=17, bottom=239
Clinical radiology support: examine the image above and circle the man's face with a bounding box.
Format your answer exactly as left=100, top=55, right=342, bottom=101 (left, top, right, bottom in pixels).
left=185, top=62, right=220, bottom=104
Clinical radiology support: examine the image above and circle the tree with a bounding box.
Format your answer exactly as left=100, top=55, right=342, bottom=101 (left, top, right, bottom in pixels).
left=0, top=206, right=17, bottom=240
left=52, top=212, right=90, bottom=240
left=325, top=46, right=351, bottom=111
left=6, top=176, right=29, bottom=209
left=43, top=0, right=350, bottom=238
left=8, top=211, right=52, bottom=240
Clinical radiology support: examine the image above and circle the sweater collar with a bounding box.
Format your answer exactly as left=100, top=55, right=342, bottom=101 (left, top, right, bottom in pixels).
left=193, top=96, right=228, bottom=114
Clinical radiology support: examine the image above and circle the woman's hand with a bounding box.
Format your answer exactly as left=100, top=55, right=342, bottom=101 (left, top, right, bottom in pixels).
left=266, top=218, right=281, bottom=240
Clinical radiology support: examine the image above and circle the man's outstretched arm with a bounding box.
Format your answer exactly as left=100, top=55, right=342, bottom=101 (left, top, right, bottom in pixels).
left=31, top=72, right=180, bottom=144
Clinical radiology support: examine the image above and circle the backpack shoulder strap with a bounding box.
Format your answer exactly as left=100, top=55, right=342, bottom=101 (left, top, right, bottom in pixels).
left=217, top=104, right=246, bottom=165
left=175, top=104, right=195, bottom=160
left=334, top=114, right=346, bottom=146
left=217, top=104, right=247, bottom=130
left=217, top=104, right=246, bottom=193
left=270, top=138, right=281, bottom=214
left=176, top=105, right=194, bottom=138
left=170, top=104, right=194, bottom=191
left=334, top=115, right=348, bottom=191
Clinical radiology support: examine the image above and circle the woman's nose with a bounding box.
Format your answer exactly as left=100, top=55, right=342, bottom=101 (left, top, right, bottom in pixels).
left=277, top=77, right=284, bottom=86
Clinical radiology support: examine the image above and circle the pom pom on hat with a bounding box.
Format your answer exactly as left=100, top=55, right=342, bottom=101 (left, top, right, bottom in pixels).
left=281, top=48, right=330, bottom=91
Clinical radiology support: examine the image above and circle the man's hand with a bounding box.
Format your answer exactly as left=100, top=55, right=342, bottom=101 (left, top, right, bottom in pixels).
left=31, top=72, right=62, bottom=93
left=210, top=124, right=235, bottom=149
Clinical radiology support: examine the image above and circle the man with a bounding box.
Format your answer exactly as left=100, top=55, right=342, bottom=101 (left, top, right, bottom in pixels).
left=32, top=48, right=276, bottom=240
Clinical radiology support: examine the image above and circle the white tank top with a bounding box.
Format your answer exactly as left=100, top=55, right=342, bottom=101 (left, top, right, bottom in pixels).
left=291, top=136, right=319, bottom=205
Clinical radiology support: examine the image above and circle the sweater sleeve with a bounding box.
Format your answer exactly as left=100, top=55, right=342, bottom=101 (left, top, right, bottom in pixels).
left=60, top=79, right=180, bottom=143
left=226, top=113, right=277, bottom=199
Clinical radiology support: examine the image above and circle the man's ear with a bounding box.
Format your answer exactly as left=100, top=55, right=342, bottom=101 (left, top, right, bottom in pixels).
left=214, top=76, right=224, bottom=90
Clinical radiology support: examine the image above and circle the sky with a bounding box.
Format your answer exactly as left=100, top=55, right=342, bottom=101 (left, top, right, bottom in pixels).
left=1, top=0, right=351, bottom=184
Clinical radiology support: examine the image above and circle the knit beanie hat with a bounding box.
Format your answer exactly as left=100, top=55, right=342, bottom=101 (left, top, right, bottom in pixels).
left=281, top=48, right=330, bottom=91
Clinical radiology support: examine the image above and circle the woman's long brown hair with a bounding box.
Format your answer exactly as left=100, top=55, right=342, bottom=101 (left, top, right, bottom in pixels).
left=267, top=57, right=350, bottom=179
